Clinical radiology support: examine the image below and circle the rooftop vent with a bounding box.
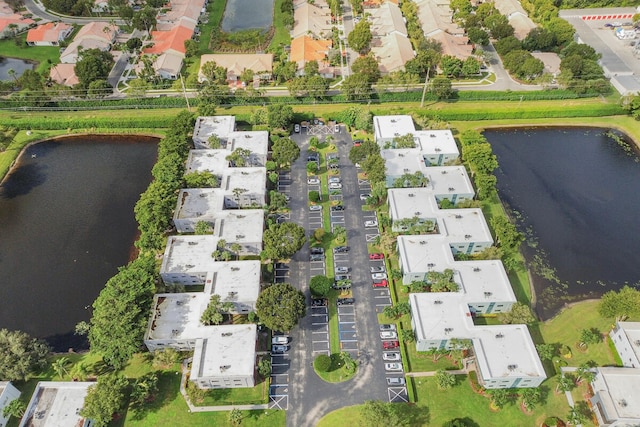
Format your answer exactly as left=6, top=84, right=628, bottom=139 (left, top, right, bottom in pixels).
left=186, top=264, right=195, bottom=268
left=414, top=211, right=421, bottom=216
left=619, top=399, right=628, bottom=407
left=176, top=300, right=184, bottom=306
left=236, top=234, right=245, bottom=239
left=188, top=241, right=198, bottom=245
left=207, top=154, right=214, bottom=157
left=222, top=332, right=233, bottom=337
left=391, top=119, right=397, bottom=123
left=408, top=193, right=415, bottom=197
left=394, top=132, right=400, bottom=136
left=231, top=267, right=240, bottom=271
left=484, top=292, right=492, bottom=298
left=220, top=365, right=231, bottom=371
left=465, top=234, right=472, bottom=239
left=228, top=291, right=237, bottom=296
left=455, top=214, right=462, bottom=219
left=430, top=134, right=436, bottom=138
left=444, top=328, right=453, bottom=334
left=420, top=241, right=427, bottom=245
left=496, top=333, right=504, bottom=339
left=399, top=153, right=404, bottom=157
left=441, top=170, right=447, bottom=174
left=404, top=168, right=410, bottom=172
left=199, top=193, right=206, bottom=197
left=473, top=267, right=481, bottom=272
left=635, top=340, right=640, bottom=346
left=242, top=171, right=249, bottom=175
left=508, top=364, right=517, bottom=371
left=435, top=148, right=441, bottom=152
left=244, top=134, right=252, bottom=138
left=448, top=187, right=455, bottom=191
left=434, top=300, right=443, bottom=305
left=427, top=263, right=435, bottom=268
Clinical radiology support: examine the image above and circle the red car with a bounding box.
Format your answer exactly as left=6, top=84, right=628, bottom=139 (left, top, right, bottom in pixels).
left=382, top=340, right=399, bottom=349
left=373, top=279, right=388, bottom=288
left=369, top=253, right=384, bottom=260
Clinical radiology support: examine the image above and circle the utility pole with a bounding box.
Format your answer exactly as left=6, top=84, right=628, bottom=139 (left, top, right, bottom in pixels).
left=180, top=73, right=190, bottom=112
left=420, top=68, right=430, bottom=108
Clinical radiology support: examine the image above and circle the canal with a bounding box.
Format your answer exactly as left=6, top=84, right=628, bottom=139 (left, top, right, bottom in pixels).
left=0, top=135, right=158, bottom=351
left=485, top=127, right=640, bottom=320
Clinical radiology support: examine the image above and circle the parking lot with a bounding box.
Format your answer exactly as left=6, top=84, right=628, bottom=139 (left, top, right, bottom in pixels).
left=337, top=303, right=358, bottom=356
left=270, top=335, right=290, bottom=410
left=310, top=303, right=330, bottom=356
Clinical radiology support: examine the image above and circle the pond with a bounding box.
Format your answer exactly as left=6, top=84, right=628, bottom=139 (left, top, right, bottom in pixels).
left=221, top=0, right=275, bottom=32
left=0, top=57, right=34, bottom=81
left=0, top=136, right=158, bottom=351
left=485, top=127, right=640, bottom=320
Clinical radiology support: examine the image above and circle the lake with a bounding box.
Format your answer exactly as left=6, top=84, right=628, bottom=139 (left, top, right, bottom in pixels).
left=485, top=127, right=640, bottom=320
left=0, top=57, right=34, bottom=81
left=221, top=0, right=275, bottom=32
left=0, top=136, right=158, bottom=351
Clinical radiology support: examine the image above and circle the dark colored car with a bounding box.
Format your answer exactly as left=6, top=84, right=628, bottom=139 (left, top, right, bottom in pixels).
left=311, top=298, right=327, bottom=307
left=333, top=246, right=349, bottom=253
left=310, top=247, right=324, bottom=255
left=331, top=205, right=345, bottom=211
left=369, top=253, right=384, bottom=260
left=337, top=298, right=355, bottom=306
left=382, top=340, right=400, bottom=349
left=310, top=254, right=324, bottom=262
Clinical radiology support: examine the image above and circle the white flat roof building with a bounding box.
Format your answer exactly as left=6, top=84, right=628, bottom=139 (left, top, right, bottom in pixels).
left=415, top=130, right=460, bottom=165
left=455, top=260, right=516, bottom=310
left=185, top=149, right=229, bottom=174
left=381, top=149, right=429, bottom=186
left=439, top=208, right=493, bottom=252
left=174, top=189, right=226, bottom=232
left=373, top=115, right=416, bottom=144
left=227, top=131, right=269, bottom=167
left=212, top=210, right=264, bottom=255
left=590, top=367, right=640, bottom=427
left=388, top=188, right=441, bottom=223
left=204, top=261, right=261, bottom=313
left=145, top=292, right=207, bottom=351
left=610, top=321, right=640, bottom=368
left=20, top=382, right=94, bottom=427
left=160, top=235, right=221, bottom=285
left=193, top=116, right=236, bottom=149
left=425, top=166, right=474, bottom=201
left=410, top=293, right=544, bottom=388
left=191, top=324, right=257, bottom=389
left=0, top=382, right=20, bottom=427
left=221, top=168, right=267, bottom=208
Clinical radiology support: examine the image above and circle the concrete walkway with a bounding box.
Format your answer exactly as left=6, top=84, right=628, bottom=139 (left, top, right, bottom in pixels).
left=179, top=359, right=269, bottom=413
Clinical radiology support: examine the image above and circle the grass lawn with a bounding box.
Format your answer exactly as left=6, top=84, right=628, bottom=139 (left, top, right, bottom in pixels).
left=0, top=36, right=60, bottom=73
left=196, top=379, right=269, bottom=406
left=268, top=0, right=291, bottom=52
left=403, top=345, right=460, bottom=372
left=314, top=353, right=357, bottom=383
left=124, top=368, right=284, bottom=427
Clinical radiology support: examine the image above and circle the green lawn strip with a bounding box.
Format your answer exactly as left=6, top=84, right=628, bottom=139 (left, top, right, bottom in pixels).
left=402, top=345, right=459, bottom=372
left=268, top=0, right=292, bottom=52
left=197, top=380, right=268, bottom=405
left=538, top=300, right=622, bottom=368
left=328, top=290, right=340, bottom=353
left=124, top=368, right=284, bottom=427
left=316, top=405, right=363, bottom=427
left=313, top=353, right=357, bottom=383
left=607, top=335, right=623, bottom=366
left=0, top=36, right=60, bottom=73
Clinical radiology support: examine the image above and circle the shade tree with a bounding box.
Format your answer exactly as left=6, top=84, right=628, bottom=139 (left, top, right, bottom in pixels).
left=255, top=283, right=306, bottom=332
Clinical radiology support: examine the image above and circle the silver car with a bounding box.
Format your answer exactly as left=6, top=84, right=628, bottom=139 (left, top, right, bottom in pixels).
left=387, top=377, right=406, bottom=386
left=385, top=363, right=403, bottom=371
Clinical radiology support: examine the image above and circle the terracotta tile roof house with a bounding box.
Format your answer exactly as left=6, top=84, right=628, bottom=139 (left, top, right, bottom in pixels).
left=49, top=63, right=79, bottom=86
left=198, top=53, right=273, bottom=83
left=291, top=2, right=332, bottom=39
left=430, top=31, right=473, bottom=60
left=145, top=24, right=193, bottom=55
left=159, top=0, right=206, bottom=27
left=371, top=32, right=415, bottom=74
left=290, top=35, right=334, bottom=76
left=0, top=15, right=35, bottom=39
left=60, top=22, right=118, bottom=63
left=27, top=22, right=72, bottom=46
left=367, top=2, right=408, bottom=37
left=153, top=51, right=185, bottom=80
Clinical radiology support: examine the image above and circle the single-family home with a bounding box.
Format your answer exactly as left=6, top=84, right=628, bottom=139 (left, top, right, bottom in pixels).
left=60, top=22, right=118, bottom=64
left=19, top=382, right=94, bottom=427
left=198, top=53, right=274, bottom=84
left=0, top=382, right=20, bottom=427
left=0, top=15, right=35, bottom=40
left=371, top=32, right=415, bottom=74
left=291, top=1, right=332, bottom=39
left=589, top=367, right=640, bottom=427
left=290, top=36, right=334, bottom=77
left=144, top=22, right=194, bottom=80
left=26, top=22, right=72, bottom=46
left=49, top=63, right=79, bottom=87
left=368, top=2, right=408, bottom=37
left=492, top=0, right=537, bottom=40
left=610, top=321, right=640, bottom=368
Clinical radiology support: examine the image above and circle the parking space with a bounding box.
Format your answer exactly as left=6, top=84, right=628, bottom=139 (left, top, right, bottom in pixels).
left=308, top=211, right=323, bottom=230
left=337, top=304, right=359, bottom=356
left=278, top=171, right=291, bottom=193
left=269, top=339, right=290, bottom=410
left=275, top=262, right=290, bottom=284
left=310, top=304, right=330, bottom=356
left=374, top=288, right=393, bottom=312
left=388, top=386, right=409, bottom=403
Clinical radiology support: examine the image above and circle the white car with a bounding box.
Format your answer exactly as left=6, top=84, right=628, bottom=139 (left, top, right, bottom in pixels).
left=360, top=193, right=371, bottom=201
left=294, top=124, right=301, bottom=133
left=370, top=266, right=385, bottom=273
left=309, top=205, right=322, bottom=211
left=372, top=273, right=387, bottom=280
left=380, top=331, right=398, bottom=340
left=387, top=377, right=406, bottom=386
left=307, top=178, right=320, bottom=185
left=383, top=352, right=401, bottom=361
left=272, top=336, right=289, bottom=345
left=385, top=362, right=403, bottom=371
left=328, top=177, right=341, bottom=184
left=335, top=266, right=349, bottom=274
left=364, top=220, right=378, bottom=227
left=329, top=183, right=342, bottom=189
left=380, top=324, right=396, bottom=331
left=272, top=345, right=289, bottom=354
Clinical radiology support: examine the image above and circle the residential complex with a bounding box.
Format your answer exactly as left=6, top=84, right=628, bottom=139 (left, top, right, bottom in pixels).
left=19, top=382, right=94, bottom=427
left=0, top=382, right=20, bottom=427
left=610, top=321, right=640, bottom=368
left=589, top=367, right=640, bottom=427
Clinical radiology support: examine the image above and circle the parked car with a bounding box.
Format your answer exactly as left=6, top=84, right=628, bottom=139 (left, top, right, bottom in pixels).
left=369, top=253, right=384, bottom=260
left=372, top=279, right=388, bottom=288
left=383, top=352, right=401, bottom=361
left=380, top=331, right=398, bottom=340
left=335, top=266, right=349, bottom=274
left=337, top=298, right=355, bottom=306
left=329, top=183, right=343, bottom=189
left=272, top=336, right=289, bottom=345
left=309, top=205, right=322, bottom=211
left=307, top=154, right=319, bottom=162
left=294, top=124, right=301, bottom=133
left=372, top=273, right=387, bottom=280
left=370, top=266, right=385, bottom=273
left=335, top=124, right=340, bottom=133
left=380, top=324, right=397, bottom=331
left=310, top=254, right=324, bottom=262
left=364, top=220, right=378, bottom=227
left=360, top=193, right=371, bottom=201
left=307, top=178, right=320, bottom=185
left=327, top=153, right=338, bottom=160
left=382, top=340, right=399, bottom=349
left=310, top=247, right=324, bottom=255
left=272, top=345, right=289, bottom=353
left=332, top=281, right=352, bottom=290
left=311, top=298, right=327, bottom=307
left=385, top=363, right=403, bottom=371
left=353, top=139, right=363, bottom=146
left=387, top=377, right=406, bottom=386
left=334, top=274, right=351, bottom=281
left=331, top=205, right=345, bottom=211
left=328, top=177, right=341, bottom=184
left=333, top=246, right=349, bottom=253
left=329, top=163, right=340, bottom=169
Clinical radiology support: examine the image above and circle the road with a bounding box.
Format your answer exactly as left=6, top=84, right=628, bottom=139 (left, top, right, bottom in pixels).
left=284, top=129, right=394, bottom=427
left=23, top=0, right=124, bottom=24
left=480, top=42, right=542, bottom=91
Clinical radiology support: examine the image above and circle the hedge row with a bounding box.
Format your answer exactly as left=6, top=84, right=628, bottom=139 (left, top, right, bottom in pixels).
left=0, top=115, right=172, bottom=130
left=416, top=104, right=625, bottom=121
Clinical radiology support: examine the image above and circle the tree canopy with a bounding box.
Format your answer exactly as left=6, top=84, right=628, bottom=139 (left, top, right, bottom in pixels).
left=80, top=374, right=128, bottom=427
left=309, top=275, right=332, bottom=297
left=255, top=283, right=306, bottom=332
left=359, top=400, right=412, bottom=427
left=348, top=20, right=372, bottom=54
left=263, top=222, right=306, bottom=260
left=75, top=48, right=115, bottom=91
left=598, top=285, right=640, bottom=321
left=271, top=137, right=300, bottom=167
left=0, top=329, right=49, bottom=381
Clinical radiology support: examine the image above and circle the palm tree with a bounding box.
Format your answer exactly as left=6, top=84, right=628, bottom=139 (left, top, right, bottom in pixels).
left=2, top=399, right=26, bottom=419
left=52, top=357, right=71, bottom=379
left=70, top=362, right=89, bottom=381
left=7, top=68, right=17, bottom=83
left=230, top=243, right=242, bottom=259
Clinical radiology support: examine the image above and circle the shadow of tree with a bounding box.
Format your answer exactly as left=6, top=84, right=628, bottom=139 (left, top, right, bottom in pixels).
left=404, top=402, right=430, bottom=426
left=128, top=370, right=181, bottom=421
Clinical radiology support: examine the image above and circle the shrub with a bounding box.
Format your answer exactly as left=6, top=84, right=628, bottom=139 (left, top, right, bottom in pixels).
left=309, top=191, right=320, bottom=203
left=313, top=228, right=325, bottom=241
left=314, top=354, right=332, bottom=372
